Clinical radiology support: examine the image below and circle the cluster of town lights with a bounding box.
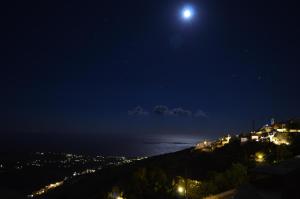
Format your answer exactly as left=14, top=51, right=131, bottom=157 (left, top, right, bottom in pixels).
left=28, top=181, right=64, bottom=198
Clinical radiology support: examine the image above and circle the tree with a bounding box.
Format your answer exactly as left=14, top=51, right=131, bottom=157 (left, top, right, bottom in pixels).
left=199, top=163, right=247, bottom=197
left=123, top=167, right=173, bottom=199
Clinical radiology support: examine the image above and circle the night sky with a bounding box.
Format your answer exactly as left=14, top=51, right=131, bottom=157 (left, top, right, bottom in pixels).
left=1, top=0, right=300, bottom=156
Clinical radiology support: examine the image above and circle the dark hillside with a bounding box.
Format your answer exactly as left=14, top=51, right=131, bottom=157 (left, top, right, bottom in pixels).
left=41, top=138, right=295, bottom=199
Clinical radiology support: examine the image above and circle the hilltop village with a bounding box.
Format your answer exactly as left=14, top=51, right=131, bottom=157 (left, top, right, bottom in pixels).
left=196, top=118, right=300, bottom=151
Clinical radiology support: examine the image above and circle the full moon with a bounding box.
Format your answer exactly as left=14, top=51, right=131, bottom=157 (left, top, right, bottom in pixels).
left=181, top=7, right=194, bottom=20
left=183, top=9, right=192, bottom=18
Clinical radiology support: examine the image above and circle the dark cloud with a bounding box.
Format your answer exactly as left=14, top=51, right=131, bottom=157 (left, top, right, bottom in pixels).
left=194, top=110, right=208, bottom=118
left=128, top=106, right=149, bottom=116
left=153, top=105, right=171, bottom=116
left=153, top=105, right=192, bottom=117
left=130, top=105, right=206, bottom=118
left=171, top=107, right=192, bottom=117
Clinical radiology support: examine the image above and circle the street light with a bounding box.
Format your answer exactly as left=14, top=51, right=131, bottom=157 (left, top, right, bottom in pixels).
left=255, top=152, right=265, bottom=163
left=177, top=185, right=188, bottom=198
left=177, top=186, right=185, bottom=194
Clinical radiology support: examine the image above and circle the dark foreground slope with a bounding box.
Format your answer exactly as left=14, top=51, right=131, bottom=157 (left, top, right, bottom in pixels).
left=41, top=137, right=300, bottom=199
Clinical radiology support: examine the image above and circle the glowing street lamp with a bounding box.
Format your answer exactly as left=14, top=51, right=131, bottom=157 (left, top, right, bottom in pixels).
left=177, top=185, right=188, bottom=199
left=177, top=186, right=185, bottom=194
left=255, top=152, right=265, bottom=163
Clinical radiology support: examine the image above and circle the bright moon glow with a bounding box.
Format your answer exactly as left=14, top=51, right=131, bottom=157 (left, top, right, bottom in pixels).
left=183, top=9, right=192, bottom=18
left=182, top=7, right=194, bottom=20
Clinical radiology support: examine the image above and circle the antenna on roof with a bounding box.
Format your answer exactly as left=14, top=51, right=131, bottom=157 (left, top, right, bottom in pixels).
left=271, top=118, right=275, bottom=125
